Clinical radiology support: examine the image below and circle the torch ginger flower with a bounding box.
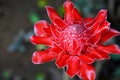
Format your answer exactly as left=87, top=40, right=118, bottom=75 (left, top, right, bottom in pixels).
left=30, top=0, right=120, bottom=80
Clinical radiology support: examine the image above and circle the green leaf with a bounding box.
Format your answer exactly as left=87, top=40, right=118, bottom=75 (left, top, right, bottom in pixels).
left=57, top=5, right=64, bottom=17
left=2, top=71, right=10, bottom=79
left=29, top=11, right=40, bottom=24
left=37, top=0, right=48, bottom=8
left=110, top=54, right=120, bottom=60
left=36, top=73, right=45, bottom=80
left=36, top=44, right=47, bottom=50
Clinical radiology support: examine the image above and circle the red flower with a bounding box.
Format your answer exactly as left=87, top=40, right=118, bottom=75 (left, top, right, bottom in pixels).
left=30, top=0, right=120, bottom=80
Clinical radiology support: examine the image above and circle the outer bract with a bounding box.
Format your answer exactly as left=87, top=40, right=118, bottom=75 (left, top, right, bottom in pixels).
left=30, top=0, right=120, bottom=80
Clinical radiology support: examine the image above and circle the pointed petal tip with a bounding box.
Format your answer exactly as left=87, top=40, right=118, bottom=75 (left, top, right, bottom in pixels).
left=101, top=29, right=120, bottom=42
left=63, top=0, right=74, bottom=21
left=98, top=9, right=107, bottom=16
left=100, top=9, right=107, bottom=12
left=65, top=72, right=75, bottom=78
left=45, top=5, right=61, bottom=21
left=45, top=5, right=52, bottom=10
left=55, top=62, right=65, bottom=68
left=95, top=9, right=107, bottom=23
left=64, top=0, right=72, bottom=5
left=45, top=6, right=53, bottom=14
left=32, top=51, right=41, bottom=64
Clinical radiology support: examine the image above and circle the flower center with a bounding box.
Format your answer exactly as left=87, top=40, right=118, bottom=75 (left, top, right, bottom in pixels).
left=59, top=24, right=86, bottom=55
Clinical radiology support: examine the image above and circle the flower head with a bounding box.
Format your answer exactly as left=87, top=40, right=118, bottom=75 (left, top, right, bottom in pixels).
left=30, top=0, right=120, bottom=80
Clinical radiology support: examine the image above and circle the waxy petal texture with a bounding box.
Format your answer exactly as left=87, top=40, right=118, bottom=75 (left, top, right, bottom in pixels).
left=66, top=56, right=80, bottom=77
left=73, top=8, right=82, bottom=20
left=30, top=0, right=120, bottom=80
left=95, top=10, right=107, bottom=23
left=32, top=48, right=57, bottom=64
left=30, top=36, right=53, bottom=46
left=98, top=44, right=120, bottom=54
left=46, top=6, right=61, bottom=21
left=78, top=55, right=95, bottom=64
left=34, top=20, right=50, bottom=37
left=56, top=52, right=70, bottom=68
left=64, top=0, right=74, bottom=21
left=101, top=29, right=120, bottom=42
left=78, top=63, right=95, bottom=80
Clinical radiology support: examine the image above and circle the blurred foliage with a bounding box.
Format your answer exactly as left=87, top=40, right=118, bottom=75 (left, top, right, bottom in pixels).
left=8, top=30, right=26, bottom=53
left=74, top=0, right=105, bottom=17
left=37, top=0, right=48, bottom=8
left=8, top=30, right=34, bottom=53
left=113, top=66, right=120, bottom=76
left=29, top=11, right=40, bottom=24
left=2, top=71, right=10, bottom=80
left=110, top=54, right=120, bottom=60
left=57, top=5, right=64, bottom=17
left=36, top=73, right=45, bottom=80
left=36, top=45, right=47, bottom=50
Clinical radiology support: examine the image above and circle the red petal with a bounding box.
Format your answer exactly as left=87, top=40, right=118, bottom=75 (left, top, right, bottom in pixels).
left=89, top=21, right=100, bottom=34
left=46, top=6, right=61, bottom=21
left=73, top=8, right=82, bottom=20
left=53, top=18, right=66, bottom=30
left=50, top=23, right=59, bottom=38
left=73, top=39, right=79, bottom=50
left=34, top=20, right=50, bottom=37
left=89, top=33, right=101, bottom=45
left=78, top=63, right=95, bottom=80
left=95, top=9, right=107, bottom=23
left=92, top=33, right=101, bottom=44
left=78, top=55, right=95, bottom=64
left=63, top=0, right=74, bottom=21
left=32, top=48, right=57, bottom=64
left=55, top=52, right=70, bottom=68
left=43, top=26, right=52, bottom=35
left=71, top=39, right=82, bottom=55
left=84, top=18, right=94, bottom=29
left=88, top=49, right=110, bottom=60
left=98, top=44, right=120, bottom=54
left=66, top=56, right=80, bottom=78
left=52, top=44, right=62, bottom=53
left=30, top=36, right=53, bottom=46
left=84, top=18, right=94, bottom=23
left=98, top=21, right=110, bottom=34
left=101, top=29, right=120, bottom=42
left=96, top=48, right=110, bottom=60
